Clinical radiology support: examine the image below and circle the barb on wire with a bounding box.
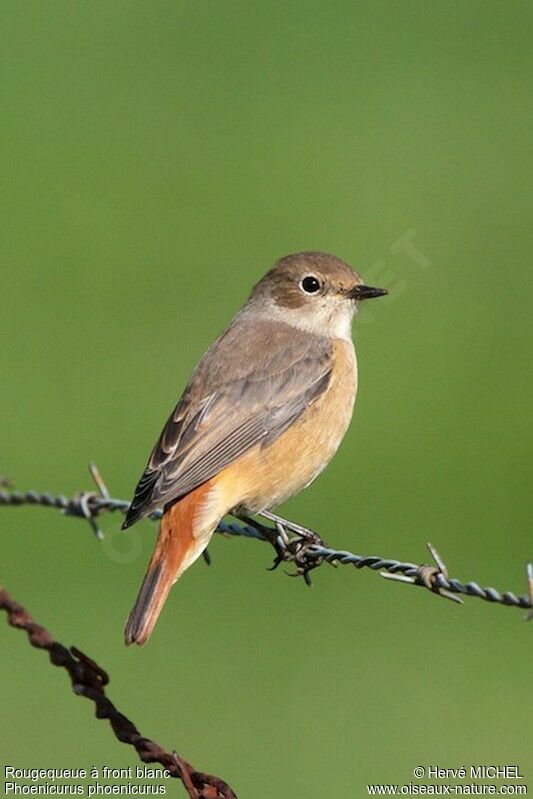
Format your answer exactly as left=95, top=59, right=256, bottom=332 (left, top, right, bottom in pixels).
left=0, top=464, right=531, bottom=617
left=380, top=541, right=464, bottom=604
left=0, top=587, right=237, bottom=799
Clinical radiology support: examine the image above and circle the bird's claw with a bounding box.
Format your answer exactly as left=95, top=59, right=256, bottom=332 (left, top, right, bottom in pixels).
left=235, top=510, right=328, bottom=584
left=267, top=522, right=327, bottom=585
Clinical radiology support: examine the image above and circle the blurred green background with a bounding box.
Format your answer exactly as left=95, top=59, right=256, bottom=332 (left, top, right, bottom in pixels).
left=1, top=1, right=531, bottom=797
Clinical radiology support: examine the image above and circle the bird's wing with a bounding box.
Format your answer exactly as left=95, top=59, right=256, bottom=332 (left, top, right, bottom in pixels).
left=123, top=318, right=333, bottom=527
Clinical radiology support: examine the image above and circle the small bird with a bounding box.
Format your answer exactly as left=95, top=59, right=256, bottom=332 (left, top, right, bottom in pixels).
left=122, top=252, right=387, bottom=645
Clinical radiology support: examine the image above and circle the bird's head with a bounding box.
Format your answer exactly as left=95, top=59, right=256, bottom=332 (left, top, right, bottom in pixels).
left=248, top=251, right=387, bottom=339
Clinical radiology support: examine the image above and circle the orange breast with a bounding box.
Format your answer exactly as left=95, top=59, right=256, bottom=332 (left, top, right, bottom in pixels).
left=216, top=339, right=358, bottom=513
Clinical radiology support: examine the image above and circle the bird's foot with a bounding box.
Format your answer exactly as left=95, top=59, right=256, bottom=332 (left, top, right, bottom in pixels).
left=238, top=510, right=329, bottom=585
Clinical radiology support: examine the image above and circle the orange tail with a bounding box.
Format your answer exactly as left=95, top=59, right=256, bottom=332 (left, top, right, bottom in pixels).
left=124, top=481, right=214, bottom=646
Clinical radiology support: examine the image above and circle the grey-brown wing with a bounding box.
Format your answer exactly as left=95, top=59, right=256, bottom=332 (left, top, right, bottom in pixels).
left=122, top=319, right=332, bottom=528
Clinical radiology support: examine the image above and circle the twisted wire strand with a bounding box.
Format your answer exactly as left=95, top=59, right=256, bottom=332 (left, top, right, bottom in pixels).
left=1, top=485, right=531, bottom=614
left=0, top=587, right=237, bottom=799
left=0, top=488, right=267, bottom=541
left=302, top=545, right=532, bottom=610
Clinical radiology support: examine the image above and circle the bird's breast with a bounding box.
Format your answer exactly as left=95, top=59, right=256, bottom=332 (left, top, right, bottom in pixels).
left=220, top=338, right=358, bottom=512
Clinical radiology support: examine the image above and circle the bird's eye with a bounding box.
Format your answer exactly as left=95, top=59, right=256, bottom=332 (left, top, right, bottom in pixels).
left=300, top=275, right=321, bottom=294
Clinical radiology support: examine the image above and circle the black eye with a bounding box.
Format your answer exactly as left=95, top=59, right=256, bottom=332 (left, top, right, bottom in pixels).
left=300, top=275, right=321, bottom=294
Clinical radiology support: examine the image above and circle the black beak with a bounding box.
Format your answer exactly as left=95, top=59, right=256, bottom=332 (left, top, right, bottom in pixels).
left=350, top=284, right=388, bottom=301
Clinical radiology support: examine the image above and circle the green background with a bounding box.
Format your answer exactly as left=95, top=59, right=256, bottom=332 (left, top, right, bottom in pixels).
left=1, top=2, right=531, bottom=797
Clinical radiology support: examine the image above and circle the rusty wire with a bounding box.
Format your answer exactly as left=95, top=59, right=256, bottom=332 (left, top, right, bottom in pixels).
left=0, top=587, right=237, bottom=799
left=0, top=464, right=531, bottom=616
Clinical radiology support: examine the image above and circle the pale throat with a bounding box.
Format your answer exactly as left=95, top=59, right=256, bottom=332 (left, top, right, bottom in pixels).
left=262, top=297, right=357, bottom=343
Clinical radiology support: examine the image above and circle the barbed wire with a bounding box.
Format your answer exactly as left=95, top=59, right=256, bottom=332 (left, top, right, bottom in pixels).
left=0, top=587, right=238, bottom=799
left=0, top=464, right=531, bottom=617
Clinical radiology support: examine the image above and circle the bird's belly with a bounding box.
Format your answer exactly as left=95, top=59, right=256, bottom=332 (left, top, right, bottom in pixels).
left=220, top=339, right=357, bottom=513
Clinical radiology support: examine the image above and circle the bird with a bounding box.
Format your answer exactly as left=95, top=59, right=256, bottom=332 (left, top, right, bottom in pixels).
left=122, top=251, right=387, bottom=645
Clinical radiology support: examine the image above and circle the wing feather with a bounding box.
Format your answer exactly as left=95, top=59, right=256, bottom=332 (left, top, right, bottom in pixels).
left=123, top=318, right=333, bottom=528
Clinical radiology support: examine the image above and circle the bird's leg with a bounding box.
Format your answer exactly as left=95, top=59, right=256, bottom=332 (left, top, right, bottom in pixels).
left=257, top=509, right=328, bottom=548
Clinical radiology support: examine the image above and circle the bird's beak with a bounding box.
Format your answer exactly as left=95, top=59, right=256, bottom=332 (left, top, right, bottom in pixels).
left=350, top=284, right=388, bottom=301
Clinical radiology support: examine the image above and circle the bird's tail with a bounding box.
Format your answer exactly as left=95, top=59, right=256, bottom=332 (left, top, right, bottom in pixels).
left=124, top=482, right=214, bottom=646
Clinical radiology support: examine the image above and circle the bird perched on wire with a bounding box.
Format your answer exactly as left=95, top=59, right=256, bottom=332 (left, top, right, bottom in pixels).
left=122, top=251, right=387, bottom=645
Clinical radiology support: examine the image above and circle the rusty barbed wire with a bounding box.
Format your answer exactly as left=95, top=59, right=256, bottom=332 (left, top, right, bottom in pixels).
left=0, top=587, right=237, bottom=799
left=0, top=465, right=531, bottom=616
